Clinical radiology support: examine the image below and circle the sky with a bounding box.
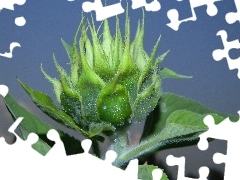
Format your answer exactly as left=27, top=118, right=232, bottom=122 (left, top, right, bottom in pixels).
left=0, top=0, right=240, bottom=179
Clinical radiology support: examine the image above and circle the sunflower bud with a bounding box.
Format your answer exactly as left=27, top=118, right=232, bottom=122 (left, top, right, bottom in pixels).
left=40, top=12, right=179, bottom=137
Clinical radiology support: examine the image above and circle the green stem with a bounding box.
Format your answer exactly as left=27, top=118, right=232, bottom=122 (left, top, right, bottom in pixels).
left=114, top=134, right=165, bottom=167
left=110, top=129, right=129, bottom=153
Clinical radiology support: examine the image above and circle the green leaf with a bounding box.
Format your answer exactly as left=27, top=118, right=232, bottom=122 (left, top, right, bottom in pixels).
left=132, top=76, right=161, bottom=123
left=153, top=50, right=170, bottom=70
left=102, top=18, right=113, bottom=57
left=138, top=164, right=169, bottom=180
left=113, top=16, right=122, bottom=72
left=160, top=68, right=192, bottom=79
left=137, top=35, right=161, bottom=91
left=77, top=25, right=107, bottom=122
left=4, top=93, right=83, bottom=155
left=115, top=109, right=227, bottom=167
left=60, top=92, right=84, bottom=126
left=130, top=10, right=147, bottom=72
left=18, top=79, right=89, bottom=137
left=61, top=38, right=79, bottom=86
left=61, top=20, right=82, bottom=86
left=116, top=32, right=140, bottom=106
left=41, top=64, right=63, bottom=103
left=84, top=34, right=94, bottom=69
left=20, top=127, right=52, bottom=155
left=87, top=19, right=114, bottom=81
left=142, top=93, right=238, bottom=139
left=53, top=53, right=79, bottom=99
left=89, top=123, right=115, bottom=137
left=61, top=38, right=73, bottom=62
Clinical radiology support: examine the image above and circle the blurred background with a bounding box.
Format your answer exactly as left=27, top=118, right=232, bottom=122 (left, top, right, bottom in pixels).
left=0, top=0, right=240, bottom=179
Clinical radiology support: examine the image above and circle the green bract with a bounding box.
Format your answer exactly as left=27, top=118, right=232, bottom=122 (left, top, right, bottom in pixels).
left=23, top=12, right=188, bottom=138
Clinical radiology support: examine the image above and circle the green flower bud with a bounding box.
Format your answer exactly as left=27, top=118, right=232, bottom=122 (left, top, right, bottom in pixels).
left=40, top=11, right=178, bottom=137
left=97, top=82, right=132, bottom=126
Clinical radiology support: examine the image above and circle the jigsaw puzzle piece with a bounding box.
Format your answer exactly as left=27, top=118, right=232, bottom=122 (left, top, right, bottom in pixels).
left=198, top=115, right=216, bottom=151
left=0, top=85, right=9, bottom=97
left=213, top=151, right=239, bottom=179
left=167, top=0, right=221, bottom=31
left=45, top=129, right=66, bottom=157
left=198, top=113, right=240, bottom=179
left=131, top=0, right=161, bottom=11
left=82, top=0, right=124, bottom=21
left=0, top=0, right=26, bottom=11
left=198, top=114, right=238, bottom=150
left=225, top=0, right=240, bottom=24
left=105, top=150, right=117, bottom=164
left=152, top=168, right=163, bottom=180
left=66, top=138, right=139, bottom=180
left=7, top=117, right=41, bottom=156
left=213, top=152, right=226, bottom=165
left=212, top=30, right=240, bottom=78
left=0, top=42, right=21, bottom=58
left=0, top=116, right=140, bottom=179
left=166, top=155, right=209, bottom=180
left=81, top=138, right=92, bottom=153
left=0, top=116, right=42, bottom=180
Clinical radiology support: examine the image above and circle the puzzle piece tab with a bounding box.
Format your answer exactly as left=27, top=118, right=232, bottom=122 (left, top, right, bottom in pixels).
left=82, top=0, right=124, bottom=21
left=212, top=30, right=240, bottom=78
left=225, top=0, right=240, bottom=24
left=131, top=0, right=161, bottom=12
left=0, top=85, right=166, bottom=179
left=0, top=114, right=165, bottom=180
left=166, top=155, right=209, bottom=180
left=167, top=0, right=221, bottom=31
left=198, top=113, right=240, bottom=180
left=0, top=0, right=26, bottom=11
left=0, top=42, right=21, bottom=58
left=0, top=85, right=9, bottom=97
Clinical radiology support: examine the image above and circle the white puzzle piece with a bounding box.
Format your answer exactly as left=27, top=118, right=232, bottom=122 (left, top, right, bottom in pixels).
left=225, top=0, right=240, bottom=24
left=167, top=0, right=222, bottom=31
left=0, top=0, right=26, bottom=58
left=198, top=113, right=240, bottom=180
left=166, top=155, right=209, bottom=180
left=131, top=0, right=161, bottom=12
left=82, top=0, right=125, bottom=21
left=0, top=109, right=163, bottom=180
left=212, top=30, right=240, bottom=78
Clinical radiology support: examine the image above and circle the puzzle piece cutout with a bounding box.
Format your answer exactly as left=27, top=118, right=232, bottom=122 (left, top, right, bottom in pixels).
left=225, top=0, right=240, bottom=24
left=131, top=0, right=161, bottom=12
left=198, top=113, right=240, bottom=180
left=0, top=42, right=21, bottom=58
left=0, top=111, right=163, bottom=179
left=0, top=1, right=26, bottom=58
left=167, top=0, right=222, bottom=31
left=0, top=85, right=9, bottom=97
left=166, top=155, right=209, bottom=180
left=212, top=30, right=240, bottom=78
left=82, top=0, right=125, bottom=21
left=0, top=0, right=26, bottom=11
left=0, top=0, right=26, bottom=27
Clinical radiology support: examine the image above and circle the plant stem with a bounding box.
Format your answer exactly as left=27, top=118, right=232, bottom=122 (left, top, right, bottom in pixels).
left=114, top=134, right=165, bottom=167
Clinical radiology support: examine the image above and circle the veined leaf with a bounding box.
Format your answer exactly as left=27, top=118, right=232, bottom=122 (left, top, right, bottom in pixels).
left=4, top=93, right=83, bottom=155
left=141, top=93, right=238, bottom=139
left=17, top=79, right=89, bottom=136
left=114, top=109, right=231, bottom=167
